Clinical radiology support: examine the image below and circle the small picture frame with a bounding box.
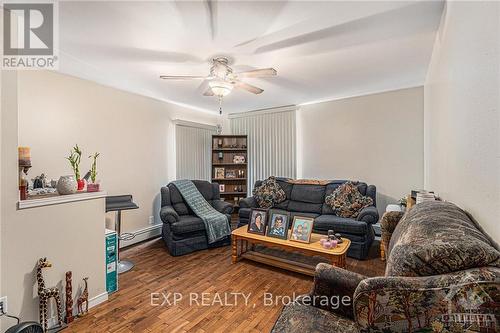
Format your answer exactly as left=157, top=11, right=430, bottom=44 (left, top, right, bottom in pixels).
left=247, top=208, right=268, bottom=235
left=225, top=169, right=236, bottom=178
left=290, top=216, right=314, bottom=243
left=233, top=155, right=246, bottom=164
left=266, top=210, right=290, bottom=240
left=215, top=167, right=225, bottom=179
left=219, top=184, right=225, bottom=192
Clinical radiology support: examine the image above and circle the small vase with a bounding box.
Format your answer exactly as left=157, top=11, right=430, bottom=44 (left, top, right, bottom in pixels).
left=87, top=183, right=100, bottom=193
left=77, top=179, right=85, bottom=191
left=57, top=175, right=77, bottom=195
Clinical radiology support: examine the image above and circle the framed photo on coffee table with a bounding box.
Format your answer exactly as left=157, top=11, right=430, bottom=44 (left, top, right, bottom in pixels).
left=266, top=210, right=290, bottom=240
left=247, top=208, right=268, bottom=235
left=290, top=216, right=314, bottom=243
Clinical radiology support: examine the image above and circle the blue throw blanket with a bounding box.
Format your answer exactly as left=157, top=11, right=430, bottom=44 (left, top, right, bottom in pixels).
left=171, top=180, right=231, bottom=244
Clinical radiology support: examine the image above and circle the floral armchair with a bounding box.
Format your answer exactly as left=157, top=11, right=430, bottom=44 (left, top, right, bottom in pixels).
left=272, top=201, right=500, bottom=333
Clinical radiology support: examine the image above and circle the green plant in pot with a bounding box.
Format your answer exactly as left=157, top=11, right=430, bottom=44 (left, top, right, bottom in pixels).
left=87, top=152, right=100, bottom=192
left=66, top=144, right=84, bottom=190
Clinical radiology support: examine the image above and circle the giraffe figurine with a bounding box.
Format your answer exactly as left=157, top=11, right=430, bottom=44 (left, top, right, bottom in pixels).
left=36, top=257, right=63, bottom=332
left=77, top=277, right=89, bottom=317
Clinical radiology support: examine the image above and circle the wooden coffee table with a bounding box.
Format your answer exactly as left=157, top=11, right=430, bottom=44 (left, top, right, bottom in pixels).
left=231, top=226, right=350, bottom=276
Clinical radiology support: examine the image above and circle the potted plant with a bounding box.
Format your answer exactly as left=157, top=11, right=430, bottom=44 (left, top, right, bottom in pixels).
left=87, top=152, right=100, bottom=192
left=66, top=144, right=84, bottom=191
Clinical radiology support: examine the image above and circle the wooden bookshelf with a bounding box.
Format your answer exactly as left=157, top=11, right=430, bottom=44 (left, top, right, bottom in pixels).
left=212, top=135, right=248, bottom=211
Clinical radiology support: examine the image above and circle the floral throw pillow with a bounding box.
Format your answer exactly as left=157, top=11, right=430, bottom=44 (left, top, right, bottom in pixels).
left=325, top=181, right=373, bottom=218
left=252, top=176, right=286, bottom=209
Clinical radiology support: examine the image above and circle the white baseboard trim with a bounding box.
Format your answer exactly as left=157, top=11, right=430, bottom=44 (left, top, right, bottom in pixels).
left=47, top=292, right=109, bottom=329
left=120, top=224, right=162, bottom=248
left=88, top=292, right=109, bottom=309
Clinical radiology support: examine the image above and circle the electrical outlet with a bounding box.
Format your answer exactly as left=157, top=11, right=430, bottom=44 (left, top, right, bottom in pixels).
left=0, top=296, right=7, bottom=314
left=148, top=216, right=154, bottom=225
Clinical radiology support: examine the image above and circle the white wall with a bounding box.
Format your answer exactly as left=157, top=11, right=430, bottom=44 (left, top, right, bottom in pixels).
left=1, top=69, right=109, bottom=331
left=298, top=87, right=424, bottom=213
left=424, top=1, right=499, bottom=241
left=0, top=70, right=221, bottom=330
left=17, top=71, right=221, bottom=237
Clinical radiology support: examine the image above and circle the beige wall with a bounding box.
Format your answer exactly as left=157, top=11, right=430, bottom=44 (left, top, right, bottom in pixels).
left=424, top=1, right=499, bottom=241
left=298, top=87, right=424, bottom=213
left=1, top=70, right=221, bottom=330
left=17, top=71, right=221, bottom=236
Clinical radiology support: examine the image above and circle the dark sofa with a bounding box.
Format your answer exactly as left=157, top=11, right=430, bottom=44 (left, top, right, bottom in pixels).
left=160, top=180, right=233, bottom=256
left=271, top=201, right=500, bottom=333
left=238, top=178, right=379, bottom=259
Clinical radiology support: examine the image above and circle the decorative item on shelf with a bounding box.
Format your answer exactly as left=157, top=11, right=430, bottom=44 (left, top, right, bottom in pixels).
left=238, top=170, right=244, bottom=178
left=65, top=271, right=74, bottom=324
left=32, top=173, right=47, bottom=189
left=215, top=167, right=225, bottom=179
left=225, top=169, right=236, bottom=178
left=218, top=152, right=223, bottom=160
left=66, top=144, right=84, bottom=191
left=77, top=277, right=89, bottom=317
left=234, top=197, right=239, bottom=206
left=233, top=155, right=245, bottom=164
left=247, top=208, right=268, bottom=235
left=219, top=184, right=225, bottom=193
left=56, top=175, right=77, bottom=195
left=36, top=257, right=64, bottom=332
left=87, top=152, right=100, bottom=192
left=290, top=216, right=314, bottom=243
left=217, top=139, right=223, bottom=148
left=18, top=146, right=32, bottom=201
left=416, top=190, right=435, bottom=204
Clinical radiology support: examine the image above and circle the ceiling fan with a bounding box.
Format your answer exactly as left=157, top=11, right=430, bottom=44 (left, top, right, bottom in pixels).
left=160, top=57, right=277, bottom=114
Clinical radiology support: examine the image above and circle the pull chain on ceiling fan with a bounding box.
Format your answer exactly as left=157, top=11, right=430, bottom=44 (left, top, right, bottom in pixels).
left=159, top=57, right=277, bottom=114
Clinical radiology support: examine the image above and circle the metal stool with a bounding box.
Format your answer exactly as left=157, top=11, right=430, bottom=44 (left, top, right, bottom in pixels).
left=105, top=195, right=139, bottom=274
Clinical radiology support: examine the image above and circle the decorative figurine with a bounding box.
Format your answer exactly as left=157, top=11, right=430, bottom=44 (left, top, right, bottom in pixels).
left=36, top=258, right=64, bottom=332
left=65, top=271, right=74, bottom=324
left=77, top=277, right=89, bottom=317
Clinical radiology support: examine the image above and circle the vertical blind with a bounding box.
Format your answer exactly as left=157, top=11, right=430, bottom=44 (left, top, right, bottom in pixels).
left=230, top=108, right=296, bottom=193
left=175, top=123, right=216, bottom=181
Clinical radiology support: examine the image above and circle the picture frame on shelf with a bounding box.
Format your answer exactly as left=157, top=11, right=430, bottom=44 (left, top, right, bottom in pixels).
left=233, top=155, right=245, bottom=164
left=247, top=208, right=268, bottom=235
left=215, top=167, right=225, bottom=179
left=225, top=169, right=236, bottom=178
left=219, top=184, right=225, bottom=192
left=290, top=216, right=314, bottom=243
left=266, top=210, right=290, bottom=240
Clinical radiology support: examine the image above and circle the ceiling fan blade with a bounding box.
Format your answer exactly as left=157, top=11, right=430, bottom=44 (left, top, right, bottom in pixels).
left=236, top=68, right=277, bottom=78
left=203, top=87, right=214, bottom=96
left=159, top=75, right=206, bottom=80
left=234, top=81, right=264, bottom=94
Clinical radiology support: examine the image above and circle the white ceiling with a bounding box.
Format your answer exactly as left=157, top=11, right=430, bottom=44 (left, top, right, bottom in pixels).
left=57, top=1, right=444, bottom=114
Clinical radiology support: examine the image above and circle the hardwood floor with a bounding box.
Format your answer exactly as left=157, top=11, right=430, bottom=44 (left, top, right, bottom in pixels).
left=66, top=237, right=385, bottom=333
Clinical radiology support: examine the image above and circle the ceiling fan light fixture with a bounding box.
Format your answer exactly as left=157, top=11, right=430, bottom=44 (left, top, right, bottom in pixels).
left=209, top=80, right=233, bottom=97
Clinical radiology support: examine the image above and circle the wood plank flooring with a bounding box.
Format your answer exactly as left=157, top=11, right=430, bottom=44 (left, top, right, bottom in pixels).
left=66, top=237, right=385, bottom=333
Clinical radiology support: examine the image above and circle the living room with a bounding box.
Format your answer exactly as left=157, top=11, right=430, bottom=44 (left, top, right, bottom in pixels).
left=1, top=1, right=498, bottom=332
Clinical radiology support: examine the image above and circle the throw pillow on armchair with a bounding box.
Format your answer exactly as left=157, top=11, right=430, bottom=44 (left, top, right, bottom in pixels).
left=252, top=176, right=286, bottom=208
left=325, top=181, right=373, bottom=218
